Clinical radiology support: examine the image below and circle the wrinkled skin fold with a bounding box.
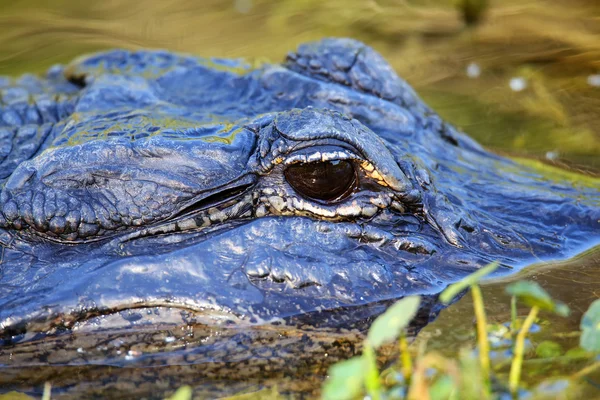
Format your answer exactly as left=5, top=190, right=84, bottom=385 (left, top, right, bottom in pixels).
left=0, top=38, right=598, bottom=340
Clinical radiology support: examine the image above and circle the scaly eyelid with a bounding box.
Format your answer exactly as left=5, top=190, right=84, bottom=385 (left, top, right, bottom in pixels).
left=283, top=149, right=360, bottom=166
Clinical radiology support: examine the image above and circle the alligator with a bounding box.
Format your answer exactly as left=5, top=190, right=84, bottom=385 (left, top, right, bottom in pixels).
left=0, top=38, right=598, bottom=397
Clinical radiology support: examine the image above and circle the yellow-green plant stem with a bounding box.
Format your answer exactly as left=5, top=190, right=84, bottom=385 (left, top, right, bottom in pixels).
left=510, top=296, right=517, bottom=332
left=572, top=361, right=600, bottom=380
left=471, top=284, right=491, bottom=399
left=509, top=306, right=539, bottom=396
left=363, top=342, right=381, bottom=400
left=399, top=332, right=413, bottom=384
left=42, top=382, right=52, bottom=400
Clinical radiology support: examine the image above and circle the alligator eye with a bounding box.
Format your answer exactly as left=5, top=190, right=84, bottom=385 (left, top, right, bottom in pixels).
left=284, top=160, right=356, bottom=202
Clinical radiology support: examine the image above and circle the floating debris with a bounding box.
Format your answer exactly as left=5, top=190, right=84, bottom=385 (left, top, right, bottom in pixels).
left=509, top=77, right=527, bottom=92
left=466, top=62, right=481, bottom=78
left=587, top=74, right=600, bottom=87
left=545, top=151, right=559, bottom=161
left=234, top=0, right=252, bottom=14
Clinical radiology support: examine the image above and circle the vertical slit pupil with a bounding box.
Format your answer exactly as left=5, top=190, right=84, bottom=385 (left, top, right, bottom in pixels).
left=284, top=160, right=356, bottom=202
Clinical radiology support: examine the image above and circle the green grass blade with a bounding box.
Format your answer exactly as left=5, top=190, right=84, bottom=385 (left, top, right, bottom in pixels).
left=363, top=343, right=381, bottom=400
left=440, top=262, right=499, bottom=304
left=509, top=306, right=539, bottom=395
left=471, top=284, right=491, bottom=399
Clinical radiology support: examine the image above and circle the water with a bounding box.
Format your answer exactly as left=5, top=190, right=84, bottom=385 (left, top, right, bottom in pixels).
left=0, top=0, right=599, bottom=398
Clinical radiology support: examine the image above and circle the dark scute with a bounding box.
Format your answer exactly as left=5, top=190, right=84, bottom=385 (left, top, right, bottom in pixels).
left=66, top=73, right=87, bottom=88
left=284, top=160, right=356, bottom=202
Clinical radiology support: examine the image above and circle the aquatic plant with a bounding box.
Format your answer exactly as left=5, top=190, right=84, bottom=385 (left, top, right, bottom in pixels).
left=319, top=263, right=599, bottom=400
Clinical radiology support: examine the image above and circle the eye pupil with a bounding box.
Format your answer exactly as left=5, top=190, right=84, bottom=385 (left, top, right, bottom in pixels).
left=284, top=160, right=356, bottom=202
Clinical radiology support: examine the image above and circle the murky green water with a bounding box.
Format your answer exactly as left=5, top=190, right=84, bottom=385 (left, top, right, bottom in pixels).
left=0, top=0, right=599, bottom=398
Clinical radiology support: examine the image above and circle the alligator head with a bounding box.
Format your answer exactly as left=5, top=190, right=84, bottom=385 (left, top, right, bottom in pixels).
left=0, top=39, right=598, bottom=336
